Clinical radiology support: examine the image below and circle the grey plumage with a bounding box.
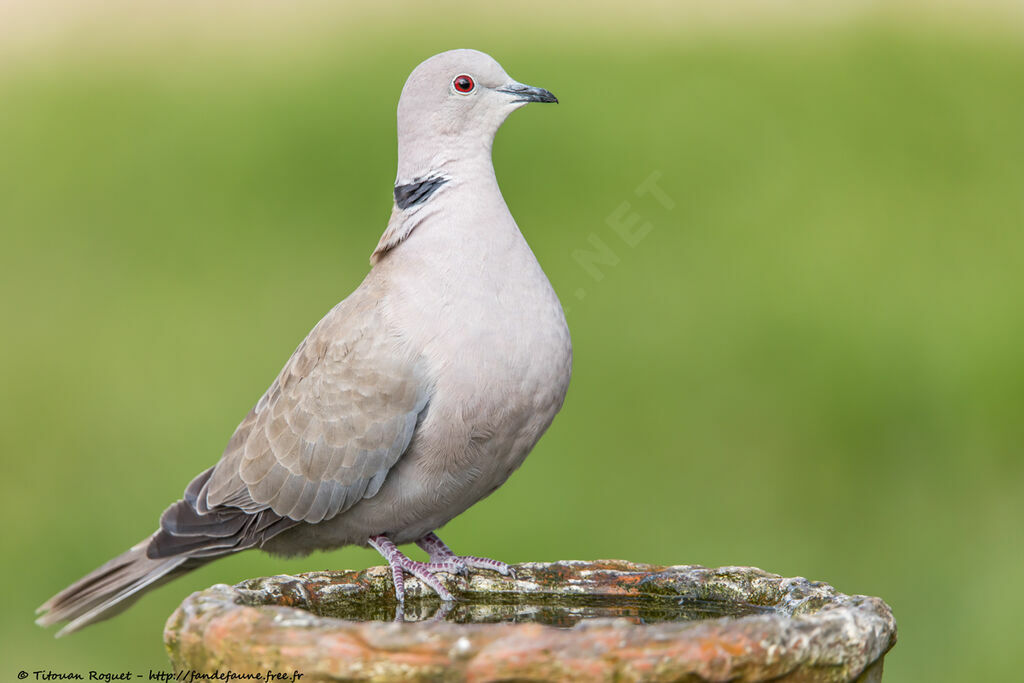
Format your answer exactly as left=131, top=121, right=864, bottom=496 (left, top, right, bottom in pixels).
left=37, top=48, right=570, bottom=636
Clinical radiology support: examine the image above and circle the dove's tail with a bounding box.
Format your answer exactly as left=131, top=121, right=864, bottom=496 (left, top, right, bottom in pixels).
left=37, top=467, right=299, bottom=636
left=35, top=535, right=202, bottom=637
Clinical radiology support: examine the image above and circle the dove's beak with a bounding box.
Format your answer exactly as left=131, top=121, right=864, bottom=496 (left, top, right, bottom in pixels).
left=498, top=83, right=558, bottom=104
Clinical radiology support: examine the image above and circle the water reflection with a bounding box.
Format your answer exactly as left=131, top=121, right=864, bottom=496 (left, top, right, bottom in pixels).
left=313, top=595, right=773, bottom=627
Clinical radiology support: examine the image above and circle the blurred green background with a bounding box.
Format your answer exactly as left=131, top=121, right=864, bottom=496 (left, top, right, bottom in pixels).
left=2, top=1, right=1022, bottom=681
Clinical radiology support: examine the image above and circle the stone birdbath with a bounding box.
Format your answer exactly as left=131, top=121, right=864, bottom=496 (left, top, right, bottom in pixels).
left=164, top=560, right=896, bottom=682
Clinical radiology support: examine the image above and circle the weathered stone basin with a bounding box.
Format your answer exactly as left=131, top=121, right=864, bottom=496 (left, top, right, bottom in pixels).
left=164, top=560, right=896, bottom=682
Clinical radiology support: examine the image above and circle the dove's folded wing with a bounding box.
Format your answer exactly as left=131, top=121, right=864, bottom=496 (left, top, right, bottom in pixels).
left=150, top=287, right=430, bottom=559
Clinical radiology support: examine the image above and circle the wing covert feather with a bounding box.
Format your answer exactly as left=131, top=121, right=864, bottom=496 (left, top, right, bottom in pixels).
left=201, top=291, right=429, bottom=524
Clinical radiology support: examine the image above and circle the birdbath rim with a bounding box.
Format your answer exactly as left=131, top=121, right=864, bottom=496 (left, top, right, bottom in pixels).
left=165, top=559, right=897, bottom=682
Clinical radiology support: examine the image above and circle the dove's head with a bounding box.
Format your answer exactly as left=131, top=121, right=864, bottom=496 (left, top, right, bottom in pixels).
left=395, top=49, right=557, bottom=181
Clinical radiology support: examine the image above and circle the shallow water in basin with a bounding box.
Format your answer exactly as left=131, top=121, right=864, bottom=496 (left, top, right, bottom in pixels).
left=310, top=595, right=773, bottom=627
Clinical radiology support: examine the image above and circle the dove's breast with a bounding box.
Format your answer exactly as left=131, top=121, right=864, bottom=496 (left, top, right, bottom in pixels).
left=374, top=228, right=571, bottom=542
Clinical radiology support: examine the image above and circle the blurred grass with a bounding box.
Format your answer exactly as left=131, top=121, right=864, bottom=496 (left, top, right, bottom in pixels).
left=2, top=10, right=1023, bottom=683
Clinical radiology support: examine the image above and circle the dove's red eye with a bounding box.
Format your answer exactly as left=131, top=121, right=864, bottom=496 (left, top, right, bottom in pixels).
left=453, top=75, right=475, bottom=94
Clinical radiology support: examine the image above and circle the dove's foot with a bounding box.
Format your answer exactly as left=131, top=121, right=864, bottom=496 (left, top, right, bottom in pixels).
left=415, top=532, right=516, bottom=579
left=368, top=534, right=457, bottom=602
left=368, top=532, right=516, bottom=603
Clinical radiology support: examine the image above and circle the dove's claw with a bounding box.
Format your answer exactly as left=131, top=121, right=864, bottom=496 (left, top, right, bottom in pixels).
left=415, top=532, right=515, bottom=579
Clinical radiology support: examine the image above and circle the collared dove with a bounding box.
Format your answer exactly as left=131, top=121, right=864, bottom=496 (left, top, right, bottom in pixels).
left=37, top=49, right=570, bottom=636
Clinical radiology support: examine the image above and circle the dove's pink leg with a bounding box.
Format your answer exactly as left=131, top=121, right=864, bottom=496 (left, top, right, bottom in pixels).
left=415, top=532, right=515, bottom=577
left=368, top=534, right=456, bottom=602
